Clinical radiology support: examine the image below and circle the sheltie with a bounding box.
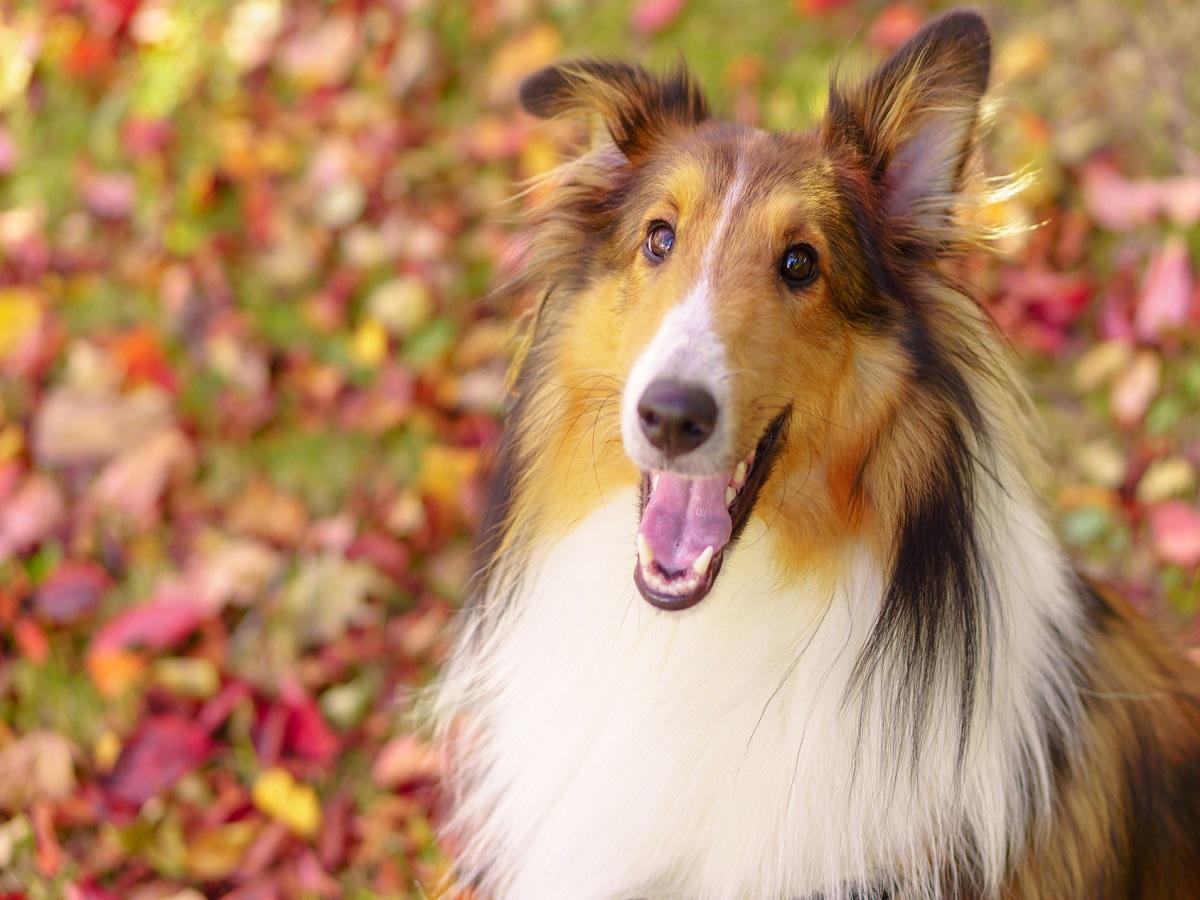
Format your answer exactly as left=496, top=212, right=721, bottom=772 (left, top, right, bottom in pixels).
left=435, top=11, right=1200, bottom=899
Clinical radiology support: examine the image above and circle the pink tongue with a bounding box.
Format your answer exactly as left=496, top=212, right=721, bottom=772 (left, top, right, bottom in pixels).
left=639, top=473, right=733, bottom=573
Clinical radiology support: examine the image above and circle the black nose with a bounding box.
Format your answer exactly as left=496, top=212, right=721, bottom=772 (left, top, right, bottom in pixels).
left=637, top=379, right=717, bottom=458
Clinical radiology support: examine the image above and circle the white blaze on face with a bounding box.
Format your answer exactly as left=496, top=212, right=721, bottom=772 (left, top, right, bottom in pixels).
left=621, top=162, right=748, bottom=477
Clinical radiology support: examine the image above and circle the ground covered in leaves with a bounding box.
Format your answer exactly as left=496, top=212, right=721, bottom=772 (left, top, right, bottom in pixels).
left=0, top=1, right=1198, bottom=897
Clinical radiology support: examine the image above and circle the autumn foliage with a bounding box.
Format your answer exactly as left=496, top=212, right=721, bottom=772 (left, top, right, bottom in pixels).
left=0, top=0, right=1197, bottom=896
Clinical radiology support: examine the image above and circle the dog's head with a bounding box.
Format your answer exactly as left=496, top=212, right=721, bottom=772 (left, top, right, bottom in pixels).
left=516, top=12, right=993, bottom=609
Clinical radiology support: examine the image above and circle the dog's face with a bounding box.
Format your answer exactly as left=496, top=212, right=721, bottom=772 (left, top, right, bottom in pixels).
left=518, top=13, right=991, bottom=609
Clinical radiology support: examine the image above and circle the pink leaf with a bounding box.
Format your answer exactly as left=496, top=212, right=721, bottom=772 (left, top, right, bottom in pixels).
left=1135, top=236, right=1194, bottom=342
left=1160, top=177, right=1200, bottom=227
left=1148, top=502, right=1200, bottom=568
left=102, top=715, right=213, bottom=808
left=372, top=735, right=440, bottom=789
left=89, top=594, right=211, bottom=655
left=1082, top=161, right=1159, bottom=231
left=0, top=474, right=63, bottom=562
left=1110, top=351, right=1161, bottom=427
left=82, top=172, right=136, bottom=221
left=631, top=0, right=686, bottom=34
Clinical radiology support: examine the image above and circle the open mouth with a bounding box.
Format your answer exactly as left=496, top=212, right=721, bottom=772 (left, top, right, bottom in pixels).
left=634, top=407, right=790, bottom=611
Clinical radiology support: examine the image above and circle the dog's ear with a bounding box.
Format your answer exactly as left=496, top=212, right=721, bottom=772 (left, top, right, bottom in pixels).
left=823, top=10, right=990, bottom=230
left=519, top=60, right=709, bottom=161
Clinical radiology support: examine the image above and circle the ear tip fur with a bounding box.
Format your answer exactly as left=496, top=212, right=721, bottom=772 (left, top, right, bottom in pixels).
left=920, top=9, right=992, bottom=90
left=518, top=65, right=570, bottom=118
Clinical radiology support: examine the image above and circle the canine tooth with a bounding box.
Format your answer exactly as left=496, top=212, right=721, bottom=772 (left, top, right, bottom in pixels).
left=637, top=534, right=654, bottom=566
left=733, top=461, right=747, bottom=485
left=693, top=545, right=714, bottom=576
left=725, top=486, right=736, bottom=506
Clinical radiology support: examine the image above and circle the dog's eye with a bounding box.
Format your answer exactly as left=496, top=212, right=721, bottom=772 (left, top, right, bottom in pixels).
left=645, top=222, right=675, bottom=261
left=779, top=243, right=818, bottom=288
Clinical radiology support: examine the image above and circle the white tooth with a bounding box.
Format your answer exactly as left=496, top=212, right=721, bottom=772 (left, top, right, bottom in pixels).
left=693, top=545, right=714, bottom=576
left=651, top=474, right=660, bottom=491
left=733, top=461, right=747, bottom=485
left=637, top=534, right=654, bottom=566
left=725, top=486, right=736, bottom=506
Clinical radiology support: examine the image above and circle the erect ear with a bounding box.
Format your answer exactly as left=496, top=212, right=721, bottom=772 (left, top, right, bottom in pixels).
left=823, top=10, right=991, bottom=230
left=519, top=59, right=709, bottom=161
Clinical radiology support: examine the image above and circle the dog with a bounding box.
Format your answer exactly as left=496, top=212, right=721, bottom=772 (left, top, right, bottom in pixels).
left=435, top=11, right=1200, bottom=898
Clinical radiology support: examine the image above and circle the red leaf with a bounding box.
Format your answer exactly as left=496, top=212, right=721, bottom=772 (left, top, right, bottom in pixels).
left=630, top=0, right=686, bottom=34
left=795, top=0, right=851, bottom=15
left=110, top=326, right=177, bottom=392
left=90, top=595, right=210, bottom=656
left=281, top=682, right=339, bottom=765
left=868, top=4, right=924, bottom=51
left=14, top=616, right=49, bottom=664
left=1135, top=236, right=1194, bottom=342
left=102, top=715, right=213, bottom=809
left=36, top=561, right=110, bottom=624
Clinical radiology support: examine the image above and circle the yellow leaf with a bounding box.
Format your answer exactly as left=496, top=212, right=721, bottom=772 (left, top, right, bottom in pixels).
left=0, top=424, right=24, bottom=463
left=0, top=288, right=40, bottom=358
left=93, top=730, right=121, bottom=773
left=252, top=767, right=322, bottom=838
left=351, top=318, right=389, bottom=368
left=419, top=445, right=478, bottom=505
left=185, top=820, right=260, bottom=880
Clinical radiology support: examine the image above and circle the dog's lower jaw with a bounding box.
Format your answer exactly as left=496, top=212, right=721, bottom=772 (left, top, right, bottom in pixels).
left=437, top=468, right=1086, bottom=900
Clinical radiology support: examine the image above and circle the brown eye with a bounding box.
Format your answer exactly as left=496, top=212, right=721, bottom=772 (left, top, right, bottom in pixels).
left=645, top=222, right=675, bottom=261
left=779, top=243, right=818, bottom=287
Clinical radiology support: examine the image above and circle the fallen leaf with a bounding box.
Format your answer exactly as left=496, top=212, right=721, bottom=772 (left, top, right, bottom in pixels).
left=89, top=428, right=195, bottom=527
left=82, top=172, right=135, bottom=221
left=14, top=616, right=50, bottom=663
left=631, top=0, right=687, bottom=35
left=1082, top=161, right=1161, bottom=231
left=1073, top=339, right=1133, bottom=392
left=152, top=657, right=221, bottom=699
left=0, top=732, right=75, bottom=811
left=279, top=682, right=339, bottom=764
left=252, top=768, right=321, bottom=837
left=280, top=15, right=358, bottom=88
left=1137, top=457, right=1198, bottom=505
left=227, top=480, right=309, bottom=546
left=1135, top=236, right=1194, bottom=342
left=33, top=385, right=173, bottom=468
left=0, top=474, right=63, bottom=562
left=0, top=288, right=41, bottom=359
left=103, top=715, right=213, bottom=809
left=1148, top=502, right=1200, bottom=568
left=372, top=736, right=439, bottom=789
left=1110, top=351, right=1161, bottom=427
left=1075, top=440, right=1126, bottom=489
left=184, top=820, right=260, bottom=881
left=366, top=277, right=433, bottom=338
left=90, top=594, right=212, bottom=656
left=86, top=650, right=147, bottom=697
left=35, top=561, right=111, bottom=624
left=867, top=4, right=923, bottom=51
left=419, top=445, right=478, bottom=506
left=280, top=555, right=383, bottom=646
left=350, top=318, right=388, bottom=368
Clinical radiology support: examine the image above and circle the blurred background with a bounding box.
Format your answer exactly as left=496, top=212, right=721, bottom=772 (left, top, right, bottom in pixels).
left=0, top=0, right=1197, bottom=896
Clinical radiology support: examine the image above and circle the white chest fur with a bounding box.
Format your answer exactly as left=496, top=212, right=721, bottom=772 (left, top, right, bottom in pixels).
left=442, top=484, right=1082, bottom=900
